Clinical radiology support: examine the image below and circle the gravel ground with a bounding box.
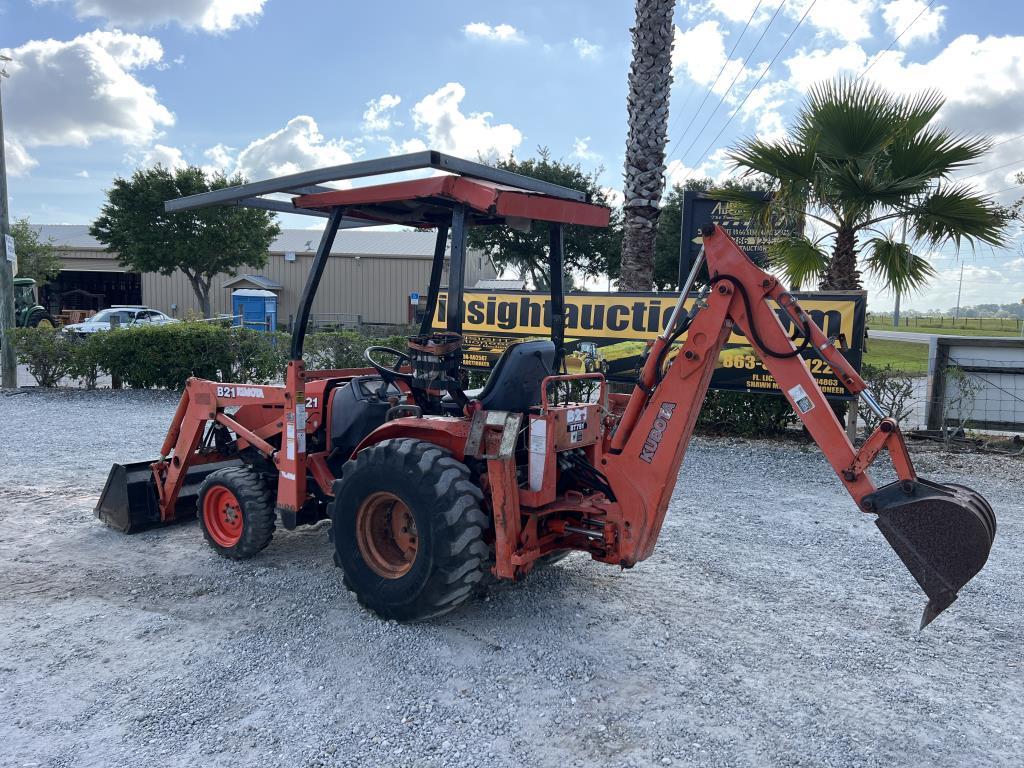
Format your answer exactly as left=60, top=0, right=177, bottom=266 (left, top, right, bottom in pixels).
left=1, top=389, right=1021, bottom=768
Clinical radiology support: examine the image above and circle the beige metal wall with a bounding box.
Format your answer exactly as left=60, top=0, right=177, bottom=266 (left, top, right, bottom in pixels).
left=56, top=249, right=126, bottom=273
left=141, top=250, right=493, bottom=325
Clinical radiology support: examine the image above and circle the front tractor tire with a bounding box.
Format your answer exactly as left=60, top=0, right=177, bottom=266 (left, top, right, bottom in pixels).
left=329, top=438, right=491, bottom=621
left=197, top=467, right=276, bottom=559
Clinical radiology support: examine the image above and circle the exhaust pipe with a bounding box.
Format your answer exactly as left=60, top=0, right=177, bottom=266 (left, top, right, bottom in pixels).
left=865, top=478, right=996, bottom=628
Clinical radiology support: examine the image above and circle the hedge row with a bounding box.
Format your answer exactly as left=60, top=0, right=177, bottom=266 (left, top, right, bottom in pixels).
left=12, top=324, right=808, bottom=437
left=11, top=324, right=407, bottom=390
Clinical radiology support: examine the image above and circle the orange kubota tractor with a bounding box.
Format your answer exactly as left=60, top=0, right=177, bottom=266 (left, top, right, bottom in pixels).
left=96, top=152, right=995, bottom=627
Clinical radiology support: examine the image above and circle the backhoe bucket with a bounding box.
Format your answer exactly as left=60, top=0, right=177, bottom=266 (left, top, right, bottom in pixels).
left=95, top=458, right=240, bottom=533
left=867, top=478, right=996, bottom=628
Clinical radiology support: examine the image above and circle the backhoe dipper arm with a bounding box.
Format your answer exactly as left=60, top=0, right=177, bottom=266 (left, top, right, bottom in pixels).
left=603, top=224, right=995, bottom=626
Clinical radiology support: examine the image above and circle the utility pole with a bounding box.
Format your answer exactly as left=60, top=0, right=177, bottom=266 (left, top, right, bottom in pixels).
left=891, top=218, right=908, bottom=328
left=953, top=264, right=964, bottom=324
left=0, top=53, right=16, bottom=389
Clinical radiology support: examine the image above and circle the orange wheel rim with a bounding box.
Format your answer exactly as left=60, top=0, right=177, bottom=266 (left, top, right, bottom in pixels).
left=355, top=491, right=418, bottom=578
left=203, top=486, right=243, bottom=547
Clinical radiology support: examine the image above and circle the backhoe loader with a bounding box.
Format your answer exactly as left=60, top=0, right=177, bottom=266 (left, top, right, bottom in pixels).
left=96, top=151, right=995, bottom=627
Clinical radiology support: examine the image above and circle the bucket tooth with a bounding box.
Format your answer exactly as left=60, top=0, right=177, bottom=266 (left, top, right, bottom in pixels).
left=867, top=478, right=995, bottom=628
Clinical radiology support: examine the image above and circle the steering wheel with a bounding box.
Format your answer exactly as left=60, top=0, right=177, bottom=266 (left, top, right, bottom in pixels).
left=364, top=345, right=414, bottom=386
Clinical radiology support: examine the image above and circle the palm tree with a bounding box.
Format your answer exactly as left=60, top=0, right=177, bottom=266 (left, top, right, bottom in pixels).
left=715, top=79, right=1008, bottom=294
left=619, top=0, right=676, bottom=291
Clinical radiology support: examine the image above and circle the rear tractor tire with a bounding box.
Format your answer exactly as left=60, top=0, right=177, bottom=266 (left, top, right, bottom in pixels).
left=329, top=438, right=491, bottom=621
left=27, top=311, right=55, bottom=328
left=197, top=467, right=276, bottom=559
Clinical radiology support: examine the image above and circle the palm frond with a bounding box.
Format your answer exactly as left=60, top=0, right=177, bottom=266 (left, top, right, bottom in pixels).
left=909, top=183, right=1010, bottom=249
left=889, top=88, right=944, bottom=139
left=816, top=156, right=931, bottom=207
left=797, top=79, right=899, bottom=159
left=727, top=137, right=816, bottom=184
left=767, top=235, right=828, bottom=290
left=707, top=187, right=774, bottom=226
left=887, top=128, right=990, bottom=182
left=864, top=235, right=936, bottom=295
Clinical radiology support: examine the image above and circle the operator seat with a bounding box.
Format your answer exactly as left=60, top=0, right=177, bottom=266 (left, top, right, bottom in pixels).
left=446, top=339, right=555, bottom=412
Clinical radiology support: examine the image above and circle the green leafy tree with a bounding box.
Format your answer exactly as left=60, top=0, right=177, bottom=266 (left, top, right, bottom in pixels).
left=716, top=79, right=1008, bottom=293
left=91, top=166, right=280, bottom=318
left=466, top=149, right=622, bottom=289
left=10, top=217, right=61, bottom=284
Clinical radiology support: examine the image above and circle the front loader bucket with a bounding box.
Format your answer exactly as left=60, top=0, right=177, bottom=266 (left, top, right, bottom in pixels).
left=866, top=478, right=996, bottom=628
left=95, top=458, right=241, bottom=534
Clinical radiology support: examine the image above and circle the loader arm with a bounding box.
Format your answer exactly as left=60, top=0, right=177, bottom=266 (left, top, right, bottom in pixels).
left=603, top=224, right=995, bottom=627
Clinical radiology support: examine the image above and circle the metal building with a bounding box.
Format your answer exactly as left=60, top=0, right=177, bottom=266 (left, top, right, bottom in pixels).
left=36, top=225, right=496, bottom=327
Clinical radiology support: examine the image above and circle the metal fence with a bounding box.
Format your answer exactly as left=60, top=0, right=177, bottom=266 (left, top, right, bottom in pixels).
left=867, top=313, right=1024, bottom=333
left=855, top=336, right=1024, bottom=440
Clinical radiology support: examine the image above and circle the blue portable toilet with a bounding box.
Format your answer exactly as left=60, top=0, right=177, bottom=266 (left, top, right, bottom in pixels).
left=231, top=289, right=278, bottom=331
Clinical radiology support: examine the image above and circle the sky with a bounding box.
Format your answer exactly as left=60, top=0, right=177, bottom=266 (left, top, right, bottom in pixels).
left=1, top=0, right=1023, bottom=313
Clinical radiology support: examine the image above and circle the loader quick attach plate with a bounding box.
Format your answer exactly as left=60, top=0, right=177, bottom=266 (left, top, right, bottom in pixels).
left=867, top=478, right=996, bottom=628
left=95, top=458, right=241, bottom=533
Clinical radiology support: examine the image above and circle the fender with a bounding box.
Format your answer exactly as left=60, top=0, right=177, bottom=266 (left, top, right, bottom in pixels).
left=352, top=416, right=473, bottom=461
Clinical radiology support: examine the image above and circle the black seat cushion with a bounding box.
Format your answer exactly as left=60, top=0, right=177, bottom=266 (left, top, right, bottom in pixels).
left=475, top=339, right=555, bottom=412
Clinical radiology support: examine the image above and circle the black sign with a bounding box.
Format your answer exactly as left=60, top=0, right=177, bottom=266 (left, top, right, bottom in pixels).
left=679, top=191, right=798, bottom=286
left=438, top=289, right=867, bottom=401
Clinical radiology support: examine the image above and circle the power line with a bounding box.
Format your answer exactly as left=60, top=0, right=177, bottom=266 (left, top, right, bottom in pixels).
left=666, top=0, right=788, bottom=166
left=956, top=155, right=1024, bottom=182
left=680, top=0, right=817, bottom=185
left=666, top=0, right=766, bottom=161
left=857, top=0, right=936, bottom=81
left=990, top=132, right=1024, bottom=150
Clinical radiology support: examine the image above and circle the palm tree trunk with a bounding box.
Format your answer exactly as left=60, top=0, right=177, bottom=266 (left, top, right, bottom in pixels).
left=619, top=0, right=675, bottom=292
left=820, top=226, right=861, bottom=290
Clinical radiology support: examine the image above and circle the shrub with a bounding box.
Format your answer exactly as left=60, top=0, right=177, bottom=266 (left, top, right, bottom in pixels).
left=858, top=362, right=914, bottom=431
left=10, top=327, right=77, bottom=387
left=67, top=332, right=106, bottom=389
left=100, top=322, right=232, bottom=389
left=304, top=331, right=368, bottom=370
left=225, top=329, right=289, bottom=383
left=696, top=390, right=798, bottom=437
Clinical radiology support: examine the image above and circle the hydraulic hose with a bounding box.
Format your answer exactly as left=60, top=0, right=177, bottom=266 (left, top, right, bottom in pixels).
left=708, top=274, right=812, bottom=359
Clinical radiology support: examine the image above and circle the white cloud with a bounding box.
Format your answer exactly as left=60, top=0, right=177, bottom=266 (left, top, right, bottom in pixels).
left=362, top=94, right=402, bottom=132
left=76, top=170, right=90, bottom=178
left=882, top=0, right=946, bottom=47
left=140, top=143, right=187, bottom=170
left=411, top=82, right=522, bottom=162
left=672, top=22, right=746, bottom=94
left=37, top=0, right=267, bottom=33
left=3, top=30, right=173, bottom=173
left=572, top=136, right=601, bottom=162
left=666, top=147, right=732, bottom=187
left=202, top=143, right=235, bottom=175
left=788, top=0, right=877, bottom=43
left=4, top=137, right=38, bottom=176
left=463, top=22, right=523, bottom=43
left=866, top=34, right=1024, bottom=139
left=230, top=115, right=355, bottom=180
left=784, top=42, right=869, bottom=92
left=572, top=37, right=601, bottom=60
left=601, top=186, right=625, bottom=208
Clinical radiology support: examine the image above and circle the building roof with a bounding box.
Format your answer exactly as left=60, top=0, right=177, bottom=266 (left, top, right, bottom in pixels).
left=34, top=224, right=446, bottom=258
left=223, top=274, right=283, bottom=290
left=474, top=278, right=527, bottom=290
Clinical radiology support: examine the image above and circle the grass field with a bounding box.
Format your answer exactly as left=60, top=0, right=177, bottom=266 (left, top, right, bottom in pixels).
left=863, top=338, right=929, bottom=372
left=867, top=313, right=1022, bottom=337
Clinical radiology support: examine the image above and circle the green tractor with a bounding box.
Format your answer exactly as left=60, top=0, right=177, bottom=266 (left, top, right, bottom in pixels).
left=13, top=277, right=55, bottom=328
